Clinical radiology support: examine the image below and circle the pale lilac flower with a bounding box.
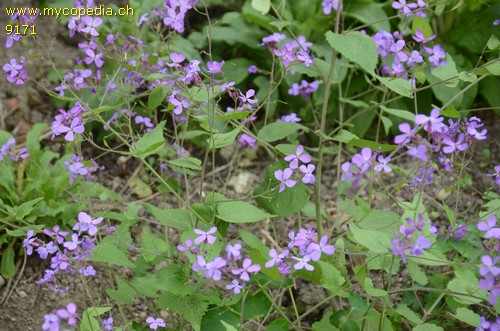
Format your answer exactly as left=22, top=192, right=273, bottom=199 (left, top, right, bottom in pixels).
left=206, top=60, right=224, bottom=74
left=220, top=81, right=235, bottom=92
left=292, top=255, right=314, bottom=271
left=80, top=265, right=96, bottom=277
left=226, top=243, right=242, bottom=260
left=37, top=242, right=58, bottom=259
left=299, top=164, right=316, bottom=184
left=248, top=65, right=257, bottom=73
left=306, top=236, right=335, bottom=261
left=103, top=317, right=113, bottom=331
left=42, top=313, right=60, bottom=331
left=44, top=225, right=69, bottom=245
left=137, top=13, right=149, bottom=27
left=407, top=144, right=428, bottom=162
left=239, top=133, right=256, bottom=148
left=146, top=316, right=166, bottom=330
left=274, top=168, right=297, bottom=192
left=442, top=133, right=468, bottom=154
left=410, top=236, right=431, bottom=256
left=231, top=258, right=261, bottom=281
left=374, top=155, right=392, bottom=173
left=194, top=226, right=217, bottom=245
left=80, top=16, right=102, bottom=36
left=278, top=113, right=301, bottom=123
left=479, top=255, right=500, bottom=277
left=412, top=30, right=436, bottom=44
left=265, top=249, right=289, bottom=268
left=63, top=233, right=81, bottom=251
left=23, top=230, right=37, bottom=255
left=239, top=89, right=258, bottom=105
left=192, top=255, right=207, bottom=272
left=284, top=145, right=311, bottom=169
left=415, top=108, right=444, bottom=133
left=352, top=147, right=373, bottom=173
left=394, top=122, right=415, bottom=146
left=322, top=0, right=342, bottom=15
left=226, top=279, right=244, bottom=294
left=478, top=216, right=500, bottom=239
left=205, top=256, right=226, bottom=281
left=73, top=211, right=103, bottom=236
left=57, top=303, right=78, bottom=325
left=486, top=165, right=500, bottom=186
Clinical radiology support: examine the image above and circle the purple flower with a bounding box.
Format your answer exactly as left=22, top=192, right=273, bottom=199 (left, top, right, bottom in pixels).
left=479, top=255, right=500, bottom=277
left=206, top=60, right=224, bottom=74
left=84, top=49, right=104, bottom=68
left=442, top=133, right=468, bottom=154
left=103, top=317, right=113, bottom=331
left=407, top=144, right=428, bottom=162
left=23, top=230, right=37, bottom=255
left=415, top=108, right=444, bottom=133
left=192, top=255, right=207, bottom=273
left=261, top=33, right=286, bottom=47
left=226, top=243, right=242, bottom=261
left=306, top=236, right=335, bottom=261
left=220, top=81, right=235, bottom=92
left=167, top=52, right=186, bottom=68
left=3, top=56, right=28, bottom=85
left=288, top=80, right=319, bottom=99
left=57, top=303, right=78, bottom=325
left=137, top=13, right=149, bottom=27
left=42, top=313, right=60, bottom=331
left=226, top=279, right=244, bottom=294
left=299, top=164, right=316, bottom=184
left=248, top=65, right=258, bottom=73
left=265, top=248, right=289, bottom=268
left=274, top=168, right=297, bottom=193
left=205, top=256, right=227, bottom=281
left=352, top=147, right=373, bottom=173
left=163, top=8, right=185, bottom=33
left=478, top=216, right=500, bottom=239
left=486, top=165, right=500, bottom=186
left=239, top=133, right=256, bottom=148
left=146, top=316, right=166, bottom=330
left=80, top=16, right=102, bottom=36
left=73, top=211, right=103, bottom=236
left=44, top=225, right=69, bottom=245
left=426, top=45, right=447, bottom=67
left=322, top=0, right=342, bottom=15
left=292, top=255, right=314, bottom=271
left=37, top=242, right=58, bottom=259
left=168, top=90, right=190, bottom=115
left=392, top=0, right=418, bottom=15
left=63, top=233, right=81, bottom=251
left=394, top=122, right=415, bottom=146
left=410, top=236, right=431, bottom=256
left=374, top=155, right=392, bottom=173
left=412, top=30, right=436, bottom=44
left=278, top=113, right=302, bottom=123
left=239, top=89, right=258, bottom=105
left=194, top=226, right=217, bottom=245
left=284, top=145, right=311, bottom=169
left=80, top=265, right=97, bottom=277
left=231, top=258, right=261, bottom=281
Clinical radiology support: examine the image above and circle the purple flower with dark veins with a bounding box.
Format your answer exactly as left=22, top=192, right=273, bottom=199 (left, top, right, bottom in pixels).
left=194, top=226, right=217, bottom=245
left=231, top=258, right=261, bottom=281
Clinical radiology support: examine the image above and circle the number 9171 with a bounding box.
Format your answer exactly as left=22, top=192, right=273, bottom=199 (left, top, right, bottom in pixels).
left=6, top=24, right=36, bottom=35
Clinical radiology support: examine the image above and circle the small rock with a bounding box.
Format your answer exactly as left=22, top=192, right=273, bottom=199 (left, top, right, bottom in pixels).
left=17, top=290, right=27, bottom=298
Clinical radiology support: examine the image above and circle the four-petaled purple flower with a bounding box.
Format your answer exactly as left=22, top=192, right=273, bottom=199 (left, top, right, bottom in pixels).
left=274, top=168, right=297, bottom=192
left=146, top=316, right=166, bottom=330
left=194, top=226, right=217, bottom=245
left=231, top=258, right=261, bottom=281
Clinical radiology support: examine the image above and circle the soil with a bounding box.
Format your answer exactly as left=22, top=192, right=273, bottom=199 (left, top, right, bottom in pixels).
left=1, top=1, right=499, bottom=330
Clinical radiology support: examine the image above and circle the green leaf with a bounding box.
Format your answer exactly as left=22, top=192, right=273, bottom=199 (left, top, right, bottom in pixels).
left=432, top=54, right=459, bottom=87
left=318, top=261, right=347, bottom=297
left=363, top=278, right=387, bottom=297
left=201, top=307, right=240, bottom=331
left=447, top=267, right=483, bottom=304
left=130, top=121, right=165, bottom=158
left=224, top=58, right=253, bottom=84
left=144, top=204, right=192, bottom=230
left=269, top=20, right=293, bottom=31
left=208, top=127, right=241, bottom=149
left=451, top=307, right=480, bottom=327
left=26, top=123, right=47, bottom=154
left=350, top=224, right=392, bottom=253
left=325, top=31, right=378, bottom=74
left=349, top=139, right=397, bottom=152
left=440, top=105, right=461, bottom=119
left=268, top=318, right=292, bottom=331
left=395, top=304, right=422, bottom=325
left=356, top=210, right=399, bottom=233
left=407, top=261, right=428, bottom=285
left=412, top=324, right=444, bottom=331
left=157, top=293, right=208, bottom=331
left=217, top=201, right=272, bottom=223
left=6, top=225, right=45, bottom=237
left=89, top=243, right=136, bottom=268
left=242, top=292, right=271, bottom=319
left=106, top=278, right=136, bottom=304
left=167, top=157, right=202, bottom=171
left=251, top=0, right=270, bottom=15
left=1, top=243, right=15, bottom=279
left=333, top=130, right=359, bottom=143
left=412, top=16, right=433, bottom=39
left=148, top=86, right=166, bottom=111
left=80, top=307, right=112, bottom=331
left=254, top=177, right=310, bottom=217
left=258, top=122, right=309, bottom=142
left=348, top=4, right=390, bottom=32
left=141, top=228, right=167, bottom=262
left=240, top=231, right=270, bottom=258
left=380, top=106, right=415, bottom=122
left=14, top=197, right=44, bottom=221
left=376, top=75, right=413, bottom=98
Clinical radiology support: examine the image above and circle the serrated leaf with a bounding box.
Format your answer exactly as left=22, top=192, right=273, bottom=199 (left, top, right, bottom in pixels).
left=396, top=304, right=423, bottom=325
left=258, top=122, right=309, bottom=142
left=350, top=224, right=392, bottom=253
left=376, top=75, right=413, bottom=98
left=364, top=278, right=387, bottom=297
left=89, top=243, right=136, bottom=268
left=130, top=121, right=165, bottom=157
left=333, top=129, right=359, bottom=143
left=251, top=0, right=270, bottom=14
left=1, top=243, right=15, bottom=279
left=148, top=86, right=166, bottom=111
left=217, top=201, right=272, bottom=223
left=432, top=54, right=459, bottom=87
left=15, top=197, right=44, bottom=221
left=380, top=106, right=415, bottom=122
left=157, top=293, right=208, bottom=331
left=142, top=227, right=167, bottom=262
left=208, top=127, right=241, bottom=149
left=145, top=204, right=192, bottom=230
left=167, top=157, right=202, bottom=171
left=451, top=307, right=480, bottom=327
left=106, top=278, right=136, bottom=304
left=407, top=261, right=428, bottom=285
left=318, top=261, right=347, bottom=297
left=325, top=31, right=378, bottom=74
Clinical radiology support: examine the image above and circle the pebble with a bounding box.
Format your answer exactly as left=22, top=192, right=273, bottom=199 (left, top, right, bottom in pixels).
left=17, top=290, right=27, bottom=298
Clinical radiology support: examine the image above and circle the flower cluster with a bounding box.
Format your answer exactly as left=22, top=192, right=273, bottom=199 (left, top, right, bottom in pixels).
left=341, top=147, right=392, bottom=187
left=392, top=0, right=428, bottom=18
left=372, top=28, right=446, bottom=81
left=477, top=216, right=500, bottom=306
left=3, top=56, right=28, bottom=85
left=5, top=8, right=38, bottom=48
left=42, top=303, right=78, bottom=331
left=260, top=34, right=314, bottom=69
left=149, top=0, right=200, bottom=34
left=265, top=227, right=335, bottom=275
left=391, top=213, right=433, bottom=264
left=64, top=154, right=104, bottom=184
left=146, top=316, right=166, bottom=330
left=0, top=137, right=29, bottom=162
left=51, top=102, right=87, bottom=142
left=487, top=165, right=500, bottom=190
left=177, top=227, right=261, bottom=294
left=23, top=212, right=107, bottom=292
left=277, top=113, right=302, bottom=123
left=322, top=0, right=342, bottom=15
left=275, top=145, right=315, bottom=192
left=288, top=80, right=319, bottom=99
